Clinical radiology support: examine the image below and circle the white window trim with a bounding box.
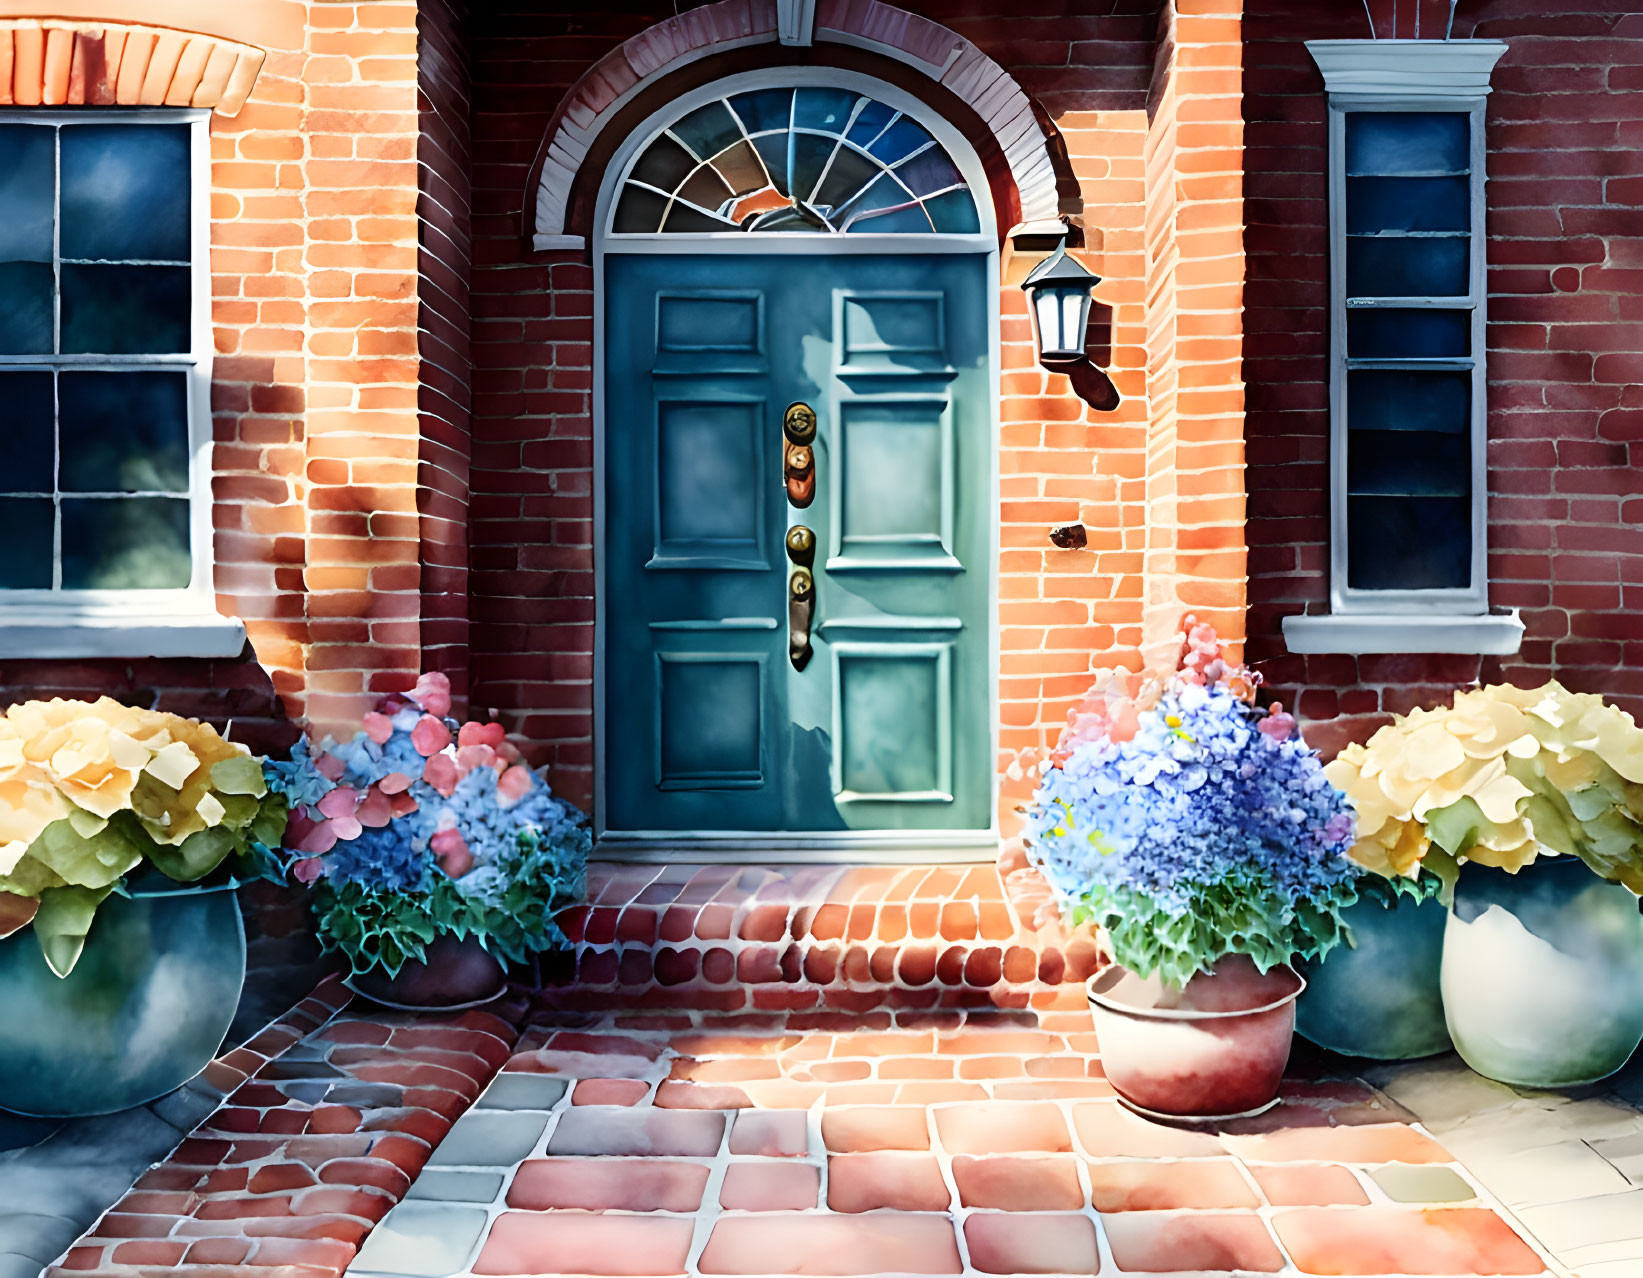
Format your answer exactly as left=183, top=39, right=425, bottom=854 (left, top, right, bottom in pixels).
left=0, top=107, right=244, bottom=660
left=1286, top=40, right=1517, bottom=657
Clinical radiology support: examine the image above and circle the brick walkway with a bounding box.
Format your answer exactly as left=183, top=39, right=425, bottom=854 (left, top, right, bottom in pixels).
left=342, top=1005, right=1561, bottom=1277
left=40, top=862, right=1591, bottom=1278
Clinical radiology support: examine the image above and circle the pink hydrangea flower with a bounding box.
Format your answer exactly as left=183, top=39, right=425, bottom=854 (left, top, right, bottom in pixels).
left=458, top=721, right=506, bottom=750
left=411, top=714, right=452, bottom=757
left=361, top=712, right=394, bottom=745
left=422, top=753, right=459, bottom=797
left=496, top=763, right=535, bottom=809
left=409, top=671, right=452, bottom=719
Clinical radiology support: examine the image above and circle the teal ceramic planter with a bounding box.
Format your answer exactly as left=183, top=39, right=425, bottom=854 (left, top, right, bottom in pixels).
left=1443, top=858, right=1643, bottom=1087
left=1296, top=889, right=1451, bottom=1060
left=0, top=882, right=245, bottom=1117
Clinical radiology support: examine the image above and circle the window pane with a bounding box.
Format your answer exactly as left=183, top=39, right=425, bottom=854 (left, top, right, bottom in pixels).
left=631, top=134, right=697, bottom=193
left=59, top=370, right=190, bottom=493
left=728, top=89, right=792, bottom=137
left=0, top=371, right=55, bottom=492
left=924, top=188, right=982, bottom=235
left=1346, top=176, right=1469, bottom=234
left=60, top=496, right=190, bottom=589
left=60, top=123, right=191, bottom=262
left=1347, top=369, right=1470, bottom=433
left=708, top=140, right=768, bottom=197
left=0, top=124, right=55, bottom=264
left=793, top=88, right=858, bottom=134
left=896, top=148, right=963, bottom=199
left=1347, top=308, right=1471, bottom=359
left=0, top=261, right=55, bottom=354
left=1348, top=495, right=1470, bottom=591
left=1348, top=428, right=1470, bottom=497
left=671, top=100, right=745, bottom=164
left=60, top=263, right=191, bottom=354
left=867, top=117, right=932, bottom=165
left=1346, top=235, right=1470, bottom=297
left=1345, top=112, right=1469, bottom=176
left=0, top=497, right=53, bottom=588
left=677, top=163, right=735, bottom=214
left=614, top=185, right=669, bottom=234
left=790, top=131, right=836, bottom=203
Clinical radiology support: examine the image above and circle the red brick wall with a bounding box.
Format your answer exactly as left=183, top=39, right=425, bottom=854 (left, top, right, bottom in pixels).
left=1242, top=0, right=1643, bottom=754
left=416, top=0, right=475, bottom=709
left=0, top=3, right=433, bottom=745
left=465, top=2, right=1261, bottom=818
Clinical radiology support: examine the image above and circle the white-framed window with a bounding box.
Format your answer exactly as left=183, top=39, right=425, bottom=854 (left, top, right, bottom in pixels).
left=0, top=108, right=242, bottom=658
left=1284, top=41, right=1522, bottom=657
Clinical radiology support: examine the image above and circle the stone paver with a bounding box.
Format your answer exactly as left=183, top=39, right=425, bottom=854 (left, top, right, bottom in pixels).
left=1368, top=1050, right=1643, bottom=1272
left=351, top=1202, right=491, bottom=1278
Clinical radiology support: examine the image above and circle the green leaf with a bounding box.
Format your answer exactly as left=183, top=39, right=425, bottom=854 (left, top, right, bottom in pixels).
left=27, top=814, right=146, bottom=890
left=0, top=854, right=68, bottom=898
left=249, top=793, right=290, bottom=849
left=145, top=822, right=240, bottom=883
left=1424, top=797, right=1488, bottom=858
left=33, top=883, right=114, bottom=977
left=210, top=754, right=268, bottom=797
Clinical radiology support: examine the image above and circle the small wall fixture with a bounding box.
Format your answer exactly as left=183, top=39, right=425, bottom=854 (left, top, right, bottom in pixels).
left=1021, top=243, right=1101, bottom=367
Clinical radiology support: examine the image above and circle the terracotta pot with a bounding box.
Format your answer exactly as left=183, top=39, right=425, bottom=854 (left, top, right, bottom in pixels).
left=1087, top=953, right=1303, bottom=1120
left=0, top=882, right=245, bottom=1117
left=1443, top=857, right=1643, bottom=1087
left=345, top=932, right=508, bottom=1010
left=1296, top=890, right=1451, bottom=1060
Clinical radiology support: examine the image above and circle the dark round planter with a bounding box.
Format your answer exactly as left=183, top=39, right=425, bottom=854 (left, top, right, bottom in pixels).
left=344, top=931, right=507, bottom=1010
left=1296, top=889, right=1451, bottom=1061
left=0, top=883, right=246, bottom=1117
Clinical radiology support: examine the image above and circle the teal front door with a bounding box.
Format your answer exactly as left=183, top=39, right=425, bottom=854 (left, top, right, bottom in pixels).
left=602, top=252, right=992, bottom=842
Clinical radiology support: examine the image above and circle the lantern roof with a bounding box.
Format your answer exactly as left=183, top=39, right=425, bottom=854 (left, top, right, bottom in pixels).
left=1021, top=243, right=1100, bottom=291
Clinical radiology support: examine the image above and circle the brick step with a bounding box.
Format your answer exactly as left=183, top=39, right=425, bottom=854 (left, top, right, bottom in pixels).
left=536, top=852, right=1103, bottom=1014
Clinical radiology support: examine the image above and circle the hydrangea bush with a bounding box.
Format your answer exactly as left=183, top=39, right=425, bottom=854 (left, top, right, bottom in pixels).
left=0, top=698, right=286, bottom=976
left=266, top=673, right=588, bottom=977
left=1025, top=618, right=1359, bottom=989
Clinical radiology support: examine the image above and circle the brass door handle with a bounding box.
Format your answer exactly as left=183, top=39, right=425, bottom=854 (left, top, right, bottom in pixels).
left=789, top=567, right=814, bottom=671
left=786, top=524, right=814, bottom=567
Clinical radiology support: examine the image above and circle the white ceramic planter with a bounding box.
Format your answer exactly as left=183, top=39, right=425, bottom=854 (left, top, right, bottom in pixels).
left=1442, top=858, right=1643, bottom=1087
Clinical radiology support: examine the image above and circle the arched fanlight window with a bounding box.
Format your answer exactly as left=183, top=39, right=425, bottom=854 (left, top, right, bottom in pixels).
left=612, top=86, right=982, bottom=235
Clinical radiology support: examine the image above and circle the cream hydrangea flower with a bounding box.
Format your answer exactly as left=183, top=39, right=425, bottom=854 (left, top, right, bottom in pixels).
left=1329, top=681, right=1643, bottom=892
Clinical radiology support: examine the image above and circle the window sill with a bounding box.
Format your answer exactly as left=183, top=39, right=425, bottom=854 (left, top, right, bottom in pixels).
left=0, top=605, right=247, bottom=659
left=1282, top=610, right=1523, bottom=656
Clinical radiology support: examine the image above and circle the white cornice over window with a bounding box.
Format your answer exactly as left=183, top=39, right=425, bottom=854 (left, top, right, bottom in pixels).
left=1306, top=39, right=1508, bottom=97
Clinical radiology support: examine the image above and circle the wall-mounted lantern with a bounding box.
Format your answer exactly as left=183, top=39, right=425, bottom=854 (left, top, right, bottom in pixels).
left=1021, top=243, right=1101, bottom=368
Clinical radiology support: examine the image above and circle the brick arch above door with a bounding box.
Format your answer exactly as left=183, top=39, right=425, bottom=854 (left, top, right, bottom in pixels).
left=0, top=18, right=265, bottom=114
left=530, top=0, right=1069, bottom=250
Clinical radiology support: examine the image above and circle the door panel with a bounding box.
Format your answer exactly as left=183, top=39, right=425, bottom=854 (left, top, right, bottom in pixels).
left=604, top=252, right=991, bottom=839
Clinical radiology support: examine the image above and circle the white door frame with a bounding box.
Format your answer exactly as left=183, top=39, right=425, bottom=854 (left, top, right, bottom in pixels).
left=589, top=66, right=1002, bottom=863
